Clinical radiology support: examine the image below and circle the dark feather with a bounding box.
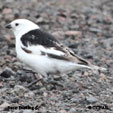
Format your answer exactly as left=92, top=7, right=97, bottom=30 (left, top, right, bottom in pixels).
left=47, top=53, right=69, bottom=61
left=21, top=29, right=60, bottom=47
left=21, top=47, right=32, bottom=53
left=69, top=50, right=89, bottom=65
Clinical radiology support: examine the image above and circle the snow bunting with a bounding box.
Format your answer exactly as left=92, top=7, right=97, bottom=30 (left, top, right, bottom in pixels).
left=6, top=19, right=106, bottom=82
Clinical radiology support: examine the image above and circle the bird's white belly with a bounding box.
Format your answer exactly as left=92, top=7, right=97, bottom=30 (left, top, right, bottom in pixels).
left=17, top=51, right=54, bottom=74
left=16, top=48, right=79, bottom=75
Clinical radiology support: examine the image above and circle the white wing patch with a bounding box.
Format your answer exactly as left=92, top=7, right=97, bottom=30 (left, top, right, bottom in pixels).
left=25, top=45, right=65, bottom=56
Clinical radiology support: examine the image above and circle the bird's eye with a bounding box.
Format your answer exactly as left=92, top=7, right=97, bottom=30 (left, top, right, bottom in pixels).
left=15, top=23, right=19, bottom=26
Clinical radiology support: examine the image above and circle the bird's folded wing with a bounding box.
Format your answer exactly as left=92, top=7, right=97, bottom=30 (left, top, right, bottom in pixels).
left=22, top=43, right=90, bottom=66
left=20, top=29, right=90, bottom=66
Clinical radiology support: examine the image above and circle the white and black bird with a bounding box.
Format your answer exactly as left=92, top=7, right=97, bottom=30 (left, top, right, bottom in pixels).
left=6, top=19, right=106, bottom=86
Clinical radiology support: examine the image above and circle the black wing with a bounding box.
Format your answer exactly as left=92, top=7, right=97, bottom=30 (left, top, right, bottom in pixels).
left=21, top=29, right=60, bottom=47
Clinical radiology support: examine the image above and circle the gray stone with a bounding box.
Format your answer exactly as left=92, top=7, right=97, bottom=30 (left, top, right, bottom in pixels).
left=24, top=91, right=35, bottom=98
left=0, top=67, right=15, bottom=78
left=13, top=85, right=28, bottom=97
left=85, top=95, right=98, bottom=104
left=69, top=108, right=76, bottom=113
left=23, top=110, right=34, bottom=113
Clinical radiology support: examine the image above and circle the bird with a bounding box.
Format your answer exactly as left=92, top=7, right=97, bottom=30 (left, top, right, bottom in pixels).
left=6, top=19, right=106, bottom=87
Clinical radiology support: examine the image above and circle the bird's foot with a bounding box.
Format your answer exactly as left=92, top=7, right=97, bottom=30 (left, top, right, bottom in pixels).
left=26, top=74, right=64, bottom=88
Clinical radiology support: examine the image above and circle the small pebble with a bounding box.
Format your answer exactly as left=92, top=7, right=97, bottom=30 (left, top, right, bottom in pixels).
left=24, top=91, right=35, bottom=98
left=69, top=108, right=76, bottom=113
left=13, top=85, right=27, bottom=97
left=0, top=67, right=14, bottom=78
left=60, top=110, right=67, bottom=113
left=2, top=8, right=12, bottom=14
left=11, top=97, right=19, bottom=103
left=23, top=110, right=33, bottom=113
left=0, top=102, right=10, bottom=111
left=85, top=95, right=98, bottom=104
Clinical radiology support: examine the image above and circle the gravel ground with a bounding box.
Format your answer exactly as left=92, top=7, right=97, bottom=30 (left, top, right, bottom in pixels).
left=0, top=0, right=113, bottom=113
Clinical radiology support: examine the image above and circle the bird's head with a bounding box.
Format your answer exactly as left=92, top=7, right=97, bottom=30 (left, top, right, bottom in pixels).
left=6, top=19, right=39, bottom=37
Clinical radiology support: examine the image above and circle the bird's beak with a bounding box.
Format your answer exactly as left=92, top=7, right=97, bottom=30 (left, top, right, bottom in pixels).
left=5, top=24, right=12, bottom=29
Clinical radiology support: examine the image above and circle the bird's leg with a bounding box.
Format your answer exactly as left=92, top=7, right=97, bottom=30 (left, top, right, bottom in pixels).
left=26, top=74, right=42, bottom=88
left=26, top=73, right=64, bottom=88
